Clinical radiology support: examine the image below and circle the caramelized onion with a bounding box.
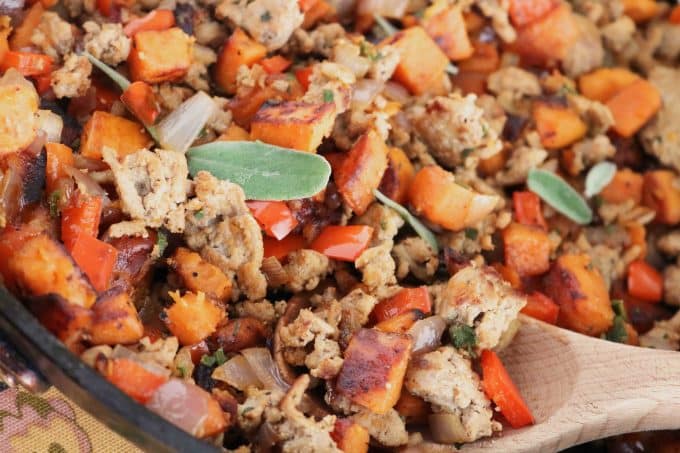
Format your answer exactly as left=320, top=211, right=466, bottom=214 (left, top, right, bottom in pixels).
left=408, top=316, right=447, bottom=354
left=241, top=347, right=290, bottom=392
left=212, top=354, right=262, bottom=391
left=64, top=166, right=111, bottom=205
left=261, top=256, right=288, bottom=287
left=351, top=79, right=383, bottom=110
left=429, top=412, right=467, bottom=444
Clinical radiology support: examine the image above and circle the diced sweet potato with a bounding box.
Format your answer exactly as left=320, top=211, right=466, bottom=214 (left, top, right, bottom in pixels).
left=456, top=41, right=500, bottom=73
left=600, top=169, right=643, bottom=205
left=218, top=123, right=250, bottom=141
left=128, top=28, right=193, bottom=83
left=374, top=309, right=424, bottom=334
left=198, top=395, right=228, bottom=438
left=508, top=0, right=560, bottom=27
left=621, top=0, right=659, bottom=22
left=532, top=100, right=587, bottom=150
left=302, top=0, right=334, bottom=29
left=606, top=79, right=661, bottom=138
left=165, top=291, right=224, bottom=345
left=625, top=222, right=647, bottom=259
left=424, top=6, right=473, bottom=61
left=502, top=222, right=551, bottom=277
left=99, top=357, right=168, bottom=404
left=10, top=3, right=43, bottom=50
left=394, top=390, right=430, bottom=421
left=408, top=165, right=498, bottom=231
left=577, top=68, right=639, bottom=103
left=381, top=26, right=449, bottom=95
left=335, top=130, right=389, bottom=215
left=642, top=170, right=680, bottom=225
left=0, top=69, right=39, bottom=154
left=214, top=28, right=266, bottom=94
left=2, top=232, right=97, bottom=308
left=250, top=101, right=336, bottom=152
left=511, top=3, right=579, bottom=68
left=45, top=143, right=74, bottom=194
left=208, top=317, right=267, bottom=352
left=544, top=254, right=614, bottom=336
left=26, top=294, right=93, bottom=352
left=168, top=247, right=232, bottom=302
left=378, top=147, right=415, bottom=204
left=478, top=147, right=509, bottom=177
left=330, top=419, right=370, bottom=453
left=336, top=328, right=412, bottom=414
left=90, top=288, right=144, bottom=345
left=79, top=111, right=152, bottom=160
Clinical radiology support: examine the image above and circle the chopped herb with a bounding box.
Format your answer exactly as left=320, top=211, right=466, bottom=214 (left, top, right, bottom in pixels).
left=200, top=353, right=216, bottom=367
left=214, top=348, right=227, bottom=366
left=49, top=191, right=61, bottom=218
left=605, top=315, right=628, bottom=344
left=527, top=169, right=593, bottom=225
left=194, top=210, right=205, bottom=219
left=449, top=324, right=477, bottom=355
left=155, top=230, right=168, bottom=257
left=611, top=299, right=627, bottom=321
left=373, top=189, right=439, bottom=253
left=242, top=406, right=254, bottom=415
left=461, top=148, right=474, bottom=159
left=558, top=84, right=577, bottom=96
left=323, top=89, right=334, bottom=102
left=177, top=365, right=187, bottom=378
left=464, top=228, right=478, bottom=240
left=260, top=11, right=272, bottom=22
left=584, top=161, right=616, bottom=198
left=359, top=41, right=381, bottom=61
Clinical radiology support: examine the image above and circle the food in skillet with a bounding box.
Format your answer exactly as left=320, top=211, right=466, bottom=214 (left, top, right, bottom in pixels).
left=1, top=0, right=680, bottom=450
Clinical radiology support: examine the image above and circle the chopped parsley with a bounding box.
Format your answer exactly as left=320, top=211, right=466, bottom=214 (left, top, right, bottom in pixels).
left=155, top=230, right=168, bottom=257
left=260, top=11, right=272, bottom=22
left=461, top=148, right=474, bottom=159
left=194, top=209, right=205, bottom=219
left=176, top=365, right=187, bottom=378
left=464, top=228, right=478, bottom=240
left=48, top=191, right=61, bottom=218
left=449, top=324, right=477, bottom=355
left=323, top=89, right=334, bottom=103
left=605, top=315, right=628, bottom=344
left=611, top=299, right=627, bottom=320
left=200, top=348, right=227, bottom=367
left=359, top=41, right=382, bottom=61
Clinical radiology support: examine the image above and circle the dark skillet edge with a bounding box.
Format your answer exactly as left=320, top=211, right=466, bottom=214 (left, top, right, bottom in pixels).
left=0, top=286, right=219, bottom=453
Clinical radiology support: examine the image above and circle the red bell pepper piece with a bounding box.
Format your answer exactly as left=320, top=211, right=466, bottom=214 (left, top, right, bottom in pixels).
left=372, top=287, right=431, bottom=323
left=513, top=191, right=547, bottom=230
left=247, top=201, right=298, bottom=240
left=481, top=349, right=535, bottom=429
left=123, top=9, right=176, bottom=37
left=45, top=143, right=75, bottom=194
left=120, top=80, right=161, bottom=125
left=61, top=192, right=103, bottom=251
left=627, top=260, right=663, bottom=303
left=69, top=232, right=118, bottom=292
left=521, top=291, right=559, bottom=324
left=508, top=0, right=560, bottom=27
left=295, top=66, right=314, bottom=91
left=0, top=51, right=53, bottom=76
left=103, top=358, right=168, bottom=403
left=260, top=56, right=292, bottom=75
left=311, top=225, right=373, bottom=261
left=263, top=235, right=305, bottom=261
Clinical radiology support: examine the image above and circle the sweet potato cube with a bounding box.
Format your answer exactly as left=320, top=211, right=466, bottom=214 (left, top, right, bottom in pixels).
left=214, top=28, right=267, bottom=94
left=643, top=170, right=680, bottom=225
left=250, top=101, right=336, bottom=152
left=600, top=168, right=643, bottom=204
left=544, top=254, right=614, bottom=336
left=394, top=390, right=430, bottom=421
left=165, top=291, right=224, bottom=345
left=336, top=328, right=412, bottom=414
left=128, top=28, right=193, bottom=83
left=532, top=100, right=587, bottom=150
left=330, top=419, right=370, bottom=453
left=382, top=26, right=449, bottom=95
left=335, top=130, right=389, bottom=215
left=80, top=111, right=152, bottom=160
left=606, top=79, right=661, bottom=138
left=168, top=247, right=232, bottom=302
left=621, top=0, right=659, bottom=22
left=508, top=0, right=561, bottom=27
left=90, top=289, right=144, bottom=345
left=424, top=6, right=473, bottom=61
left=502, top=222, right=551, bottom=277
left=27, top=294, right=93, bottom=352
left=577, top=68, right=639, bottom=103
left=378, top=147, right=415, bottom=204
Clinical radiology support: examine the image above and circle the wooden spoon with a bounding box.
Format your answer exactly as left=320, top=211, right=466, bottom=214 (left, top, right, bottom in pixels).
left=463, top=315, right=680, bottom=452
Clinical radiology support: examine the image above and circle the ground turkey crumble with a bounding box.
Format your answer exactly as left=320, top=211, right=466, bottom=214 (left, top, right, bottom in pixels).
left=83, top=21, right=131, bottom=66
left=30, top=12, right=75, bottom=61
left=50, top=54, right=92, bottom=99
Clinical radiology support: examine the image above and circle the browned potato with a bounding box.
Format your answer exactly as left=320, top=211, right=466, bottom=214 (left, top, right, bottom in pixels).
left=164, top=291, right=224, bottom=345
left=128, top=28, right=193, bottom=83
left=532, top=99, right=587, bottom=150
left=336, top=328, right=412, bottom=414
left=27, top=294, right=93, bottom=353
left=90, top=288, right=144, bottom=345
left=168, top=247, right=232, bottom=302
left=207, top=317, right=267, bottom=352
left=79, top=111, right=152, bottom=160
left=544, top=254, right=614, bottom=336
left=643, top=170, right=680, bottom=225
left=331, top=418, right=370, bottom=453
left=394, top=389, right=430, bottom=422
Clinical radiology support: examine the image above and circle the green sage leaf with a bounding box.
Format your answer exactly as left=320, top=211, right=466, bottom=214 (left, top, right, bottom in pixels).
left=84, top=52, right=130, bottom=90
left=527, top=169, right=593, bottom=225
left=584, top=161, right=616, bottom=198
left=187, top=141, right=331, bottom=200
left=373, top=189, right=439, bottom=253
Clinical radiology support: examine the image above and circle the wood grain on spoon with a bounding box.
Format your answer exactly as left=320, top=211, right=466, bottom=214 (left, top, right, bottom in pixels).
left=464, top=315, right=680, bottom=453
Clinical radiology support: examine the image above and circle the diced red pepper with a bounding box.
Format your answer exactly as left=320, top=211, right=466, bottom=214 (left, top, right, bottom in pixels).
left=513, top=191, right=547, bottom=230
left=102, top=358, right=168, bottom=403
left=372, top=287, right=431, bottom=323
left=70, top=232, right=118, bottom=292
left=263, top=235, right=305, bottom=261
left=310, top=225, right=373, bottom=262
left=45, top=143, right=74, bottom=194
left=123, top=9, right=176, bottom=37
left=298, top=0, right=319, bottom=12
left=627, top=260, right=663, bottom=303
left=481, top=349, right=535, bottom=429
left=0, top=51, right=53, bottom=76
left=508, top=0, right=560, bottom=27
left=295, top=66, right=314, bottom=91
left=120, top=81, right=161, bottom=125
left=33, top=73, right=52, bottom=95
left=671, top=5, right=680, bottom=24
left=260, top=56, right=292, bottom=75
left=247, top=201, right=298, bottom=240
left=521, top=291, right=559, bottom=324
left=61, top=192, right=103, bottom=251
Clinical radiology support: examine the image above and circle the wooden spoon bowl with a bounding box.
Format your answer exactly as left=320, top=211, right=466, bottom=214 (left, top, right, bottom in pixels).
left=464, top=315, right=680, bottom=452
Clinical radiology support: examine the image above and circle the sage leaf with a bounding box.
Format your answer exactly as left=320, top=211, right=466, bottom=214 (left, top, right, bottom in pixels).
left=187, top=141, right=331, bottom=200
left=527, top=169, right=593, bottom=225
left=373, top=189, right=439, bottom=253
left=584, top=161, right=616, bottom=198
left=84, top=52, right=130, bottom=90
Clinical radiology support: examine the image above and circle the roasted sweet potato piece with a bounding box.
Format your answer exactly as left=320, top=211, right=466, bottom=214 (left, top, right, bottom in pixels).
left=502, top=222, right=551, bottom=277
left=394, top=389, right=430, bottom=421
left=0, top=69, right=39, bottom=154
left=424, top=5, right=473, bottom=61
left=330, top=418, right=370, bottom=453
left=532, top=100, right=587, bottom=150
left=335, top=130, right=388, bottom=215
left=9, top=3, right=43, bottom=50
left=165, top=291, right=224, bottom=345
left=1, top=231, right=96, bottom=308
left=606, top=79, right=661, bottom=138
left=108, top=232, right=156, bottom=287
left=79, top=111, right=152, bottom=160
left=169, top=247, right=232, bottom=302
left=90, top=288, right=144, bottom=345
left=214, top=28, right=267, bottom=94
left=128, top=28, right=193, bottom=83
left=99, top=357, right=168, bottom=403
left=508, top=0, right=560, bottom=27
left=27, top=294, right=93, bottom=352
left=577, top=68, right=639, bottom=103
left=642, top=170, right=680, bottom=225
left=374, top=309, right=424, bottom=334
left=336, top=328, right=412, bottom=414
left=381, top=26, right=449, bottom=95
left=544, top=254, right=614, bottom=336
left=600, top=169, right=643, bottom=205
left=625, top=222, right=647, bottom=259
left=250, top=101, right=336, bottom=152
left=621, top=0, right=659, bottom=22
left=378, top=147, right=415, bottom=204
left=218, top=123, right=250, bottom=141
left=45, top=143, right=74, bottom=194
left=207, top=317, right=267, bottom=352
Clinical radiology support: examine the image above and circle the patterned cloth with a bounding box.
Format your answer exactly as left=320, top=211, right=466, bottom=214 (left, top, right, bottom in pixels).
left=0, top=385, right=141, bottom=453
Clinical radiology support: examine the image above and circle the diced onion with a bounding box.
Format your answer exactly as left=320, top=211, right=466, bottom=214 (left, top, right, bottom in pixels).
left=156, top=91, right=216, bottom=153
left=335, top=42, right=371, bottom=78
left=146, top=379, right=210, bottom=435
left=383, top=82, right=410, bottom=104
left=212, top=354, right=262, bottom=391
left=351, top=79, right=383, bottom=110
left=261, top=256, right=288, bottom=287
left=35, top=109, right=63, bottom=143
left=408, top=316, right=447, bottom=354
left=64, top=166, right=111, bottom=205
left=241, top=347, right=290, bottom=392
left=357, top=0, right=409, bottom=18
left=429, top=412, right=468, bottom=444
